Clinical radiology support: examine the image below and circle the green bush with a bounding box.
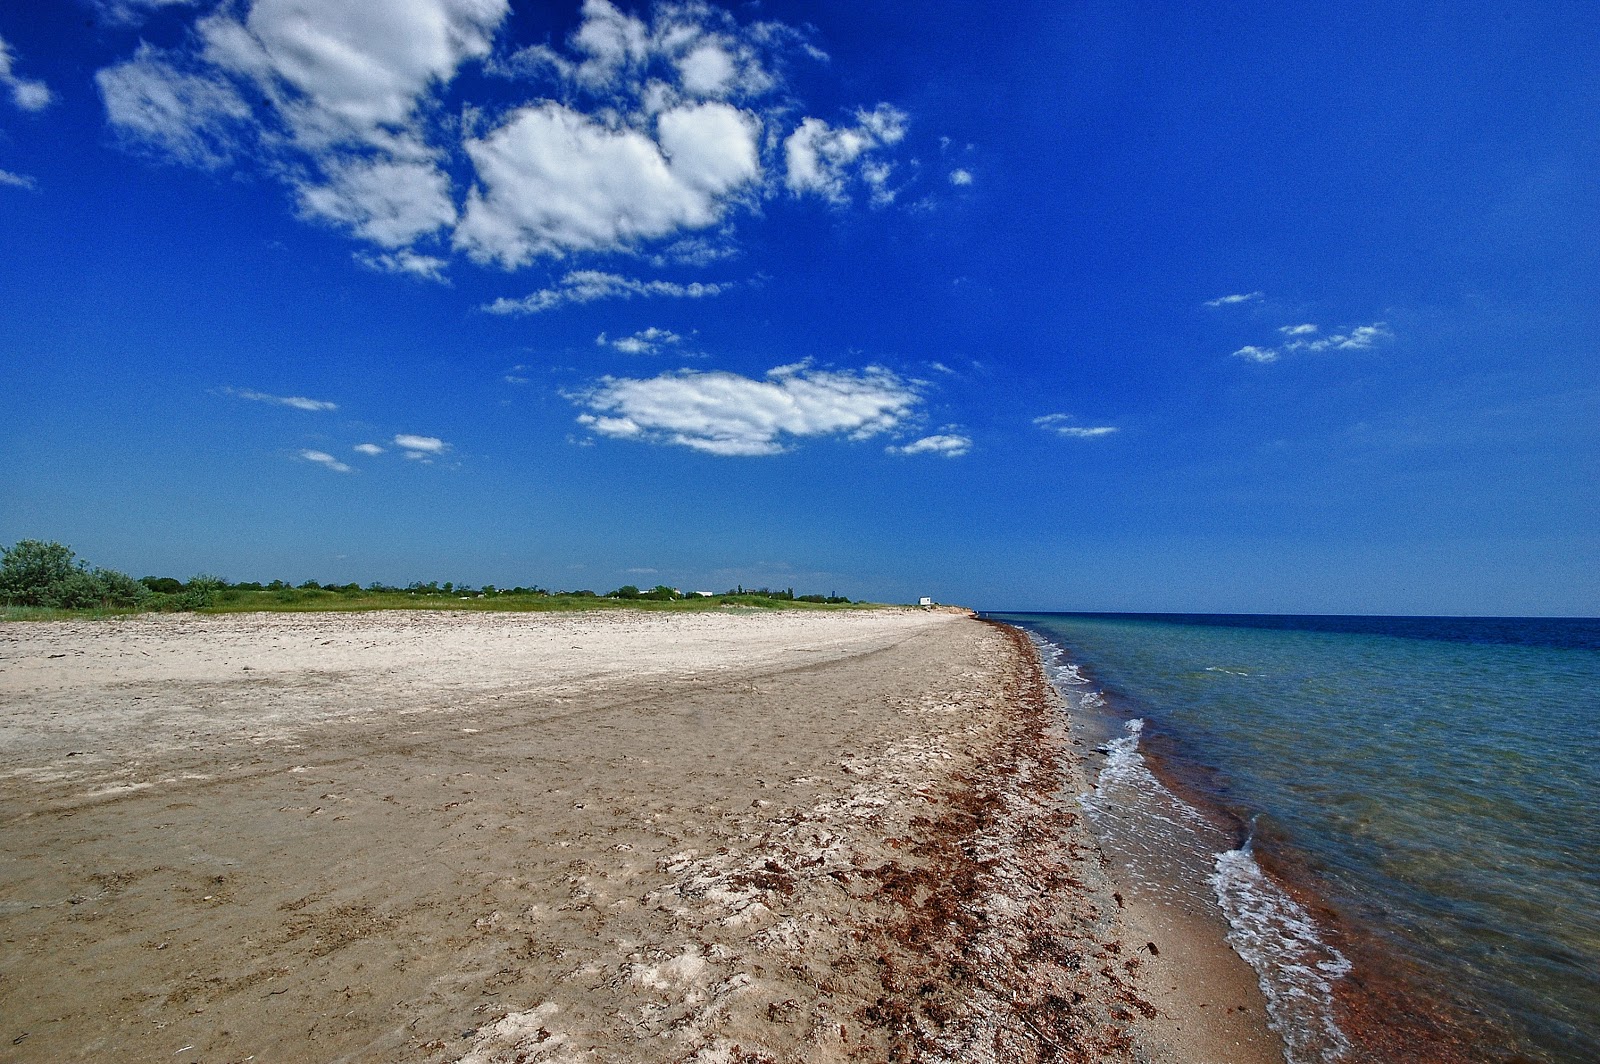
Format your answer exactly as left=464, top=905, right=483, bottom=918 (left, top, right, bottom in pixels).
left=0, top=540, right=147, bottom=609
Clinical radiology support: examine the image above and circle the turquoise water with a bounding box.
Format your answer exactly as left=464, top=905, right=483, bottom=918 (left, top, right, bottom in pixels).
left=990, top=613, right=1600, bottom=1063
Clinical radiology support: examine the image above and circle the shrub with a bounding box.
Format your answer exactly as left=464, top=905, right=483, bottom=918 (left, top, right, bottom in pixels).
left=0, top=540, right=146, bottom=609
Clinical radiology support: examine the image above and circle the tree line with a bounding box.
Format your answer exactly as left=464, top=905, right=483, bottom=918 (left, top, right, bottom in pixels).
left=1, top=540, right=856, bottom=612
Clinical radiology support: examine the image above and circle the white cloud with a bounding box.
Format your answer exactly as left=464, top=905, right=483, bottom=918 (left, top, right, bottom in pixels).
left=353, top=442, right=385, bottom=455
left=354, top=248, right=451, bottom=282
left=948, top=168, right=973, bottom=186
left=1206, top=291, right=1264, bottom=307
left=783, top=103, right=908, bottom=204
left=301, top=449, right=354, bottom=473
left=573, top=363, right=920, bottom=456
left=94, top=0, right=913, bottom=275
left=1231, top=345, right=1280, bottom=364
left=393, top=433, right=450, bottom=459
left=96, top=0, right=205, bottom=25
left=299, top=157, right=458, bottom=249
left=221, top=386, right=338, bottom=411
left=0, top=169, right=37, bottom=191
left=598, top=327, right=682, bottom=354
left=98, top=0, right=506, bottom=243
left=1035, top=414, right=1119, bottom=438
left=453, top=99, right=761, bottom=265
left=0, top=34, right=53, bottom=112
left=888, top=433, right=971, bottom=458
left=1236, top=322, right=1393, bottom=363
left=96, top=44, right=251, bottom=168
left=197, top=0, right=507, bottom=154
left=484, top=269, right=728, bottom=315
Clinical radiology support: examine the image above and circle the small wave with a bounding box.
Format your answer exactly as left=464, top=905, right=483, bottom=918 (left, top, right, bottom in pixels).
left=1024, top=631, right=1090, bottom=686
left=1210, top=846, right=1353, bottom=1064
left=1205, top=665, right=1252, bottom=677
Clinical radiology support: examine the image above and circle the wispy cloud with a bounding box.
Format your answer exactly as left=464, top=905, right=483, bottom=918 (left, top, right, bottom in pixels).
left=484, top=270, right=728, bottom=316
left=598, top=327, right=683, bottom=355
left=300, top=449, right=353, bottom=473
left=94, top=0, right=915, bottom=275
left=1034, top=414, right=1118, bottom=438
left=94, top=0, right=204, bottom=26
left=354, top=249, right=451, bottom=284
left=1231, top=322, right=1393, bottom=364
left=353, top=443, right=385, bottom=456
left=573, top=362, right=920, bottom=456
left=1205, top=291, right=1264, bottom=307
left=948, top=168, right=973, bottom=186
left=393, top=434, right=450, bottom=460
left=1231, top=345, right=1280, bottom=364
left=220, top=386, right=337, bottom=412
left=887, top=433, right=971, bottom=457
left=0, top=168, right=37, bottom=191
left=1, top=33, right=54, bottom=112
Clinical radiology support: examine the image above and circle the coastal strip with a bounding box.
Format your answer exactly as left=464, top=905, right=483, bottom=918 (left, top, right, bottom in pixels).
left=1, top=609, right=1278, bottom=1062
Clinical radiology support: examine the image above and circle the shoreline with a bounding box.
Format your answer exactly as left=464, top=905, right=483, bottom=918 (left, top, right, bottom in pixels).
left=1010, top=618, right=1527, bottom=1064
left=1, top=609, right=1281, bottom=1062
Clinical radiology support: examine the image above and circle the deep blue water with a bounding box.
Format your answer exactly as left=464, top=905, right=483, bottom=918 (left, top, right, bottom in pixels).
left=989, top=612, right=1600, bottom=1063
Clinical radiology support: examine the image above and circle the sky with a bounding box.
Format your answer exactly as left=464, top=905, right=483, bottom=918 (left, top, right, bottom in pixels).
left=1, top=0, right=1596, bottom=614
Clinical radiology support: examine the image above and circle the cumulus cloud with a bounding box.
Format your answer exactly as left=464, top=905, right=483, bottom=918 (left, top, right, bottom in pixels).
left=598, top=326, right=682, bottom=354
left=888, top=433, right=971, bottom=458
left=1035, top=414, right=1118, bottom=438
left=783, top=103, right=907, bottom=205
left=573, top=363, right=919, bottom=456
left=97, top=0, right=503, bottom=248
left=948, top=168, right=973, bottom=186
left=301, top=449, right=354, bottom=473
left=94, top=0, right=914, bottom=276
left=1232, top=322, right=1392, bottom=363
left=1, top=34, right=54, bottom=112
left=298, top=157, right=458, bottom=249
left=453, top=98, right=761, bottom=265
left=484, top=269, right=728, bottom=315
left=0, top=168, right=37, bottom=191
left=221, top=386, right=338, bottom=411
left=394, top=433, right=450, bottom=459
left=353, top=442, right=386, bottom=455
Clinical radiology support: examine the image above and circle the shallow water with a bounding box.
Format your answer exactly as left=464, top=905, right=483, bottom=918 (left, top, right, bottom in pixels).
left=992, top=613, right=1600, bottom=1063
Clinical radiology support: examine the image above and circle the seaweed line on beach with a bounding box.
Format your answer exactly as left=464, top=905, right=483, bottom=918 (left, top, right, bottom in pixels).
left=841, top=620, right=1154, bottom=1063
left=452, top=618, right=1153, bottom=1064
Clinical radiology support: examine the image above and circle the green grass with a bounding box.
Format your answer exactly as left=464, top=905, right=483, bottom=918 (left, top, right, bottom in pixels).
left=1, top=605, right=147, bottom=622
left=3, top=590, right=890, bottom=621
left=203, top=589, right=884, bottom=614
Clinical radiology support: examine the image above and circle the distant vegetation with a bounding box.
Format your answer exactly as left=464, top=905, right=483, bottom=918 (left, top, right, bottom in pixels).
left=1, top=540, right=865, bottom=620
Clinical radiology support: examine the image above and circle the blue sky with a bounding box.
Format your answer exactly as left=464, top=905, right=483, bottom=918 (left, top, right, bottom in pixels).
left=2, top=0, right=1596, bottom=614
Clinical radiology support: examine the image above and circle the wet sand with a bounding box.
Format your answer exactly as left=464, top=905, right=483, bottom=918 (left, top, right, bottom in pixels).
left=0, top=609, right=1279, bottom=1062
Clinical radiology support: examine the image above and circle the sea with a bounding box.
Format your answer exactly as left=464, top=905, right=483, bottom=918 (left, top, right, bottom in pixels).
left=984, top=612, right=1600, bottom=1064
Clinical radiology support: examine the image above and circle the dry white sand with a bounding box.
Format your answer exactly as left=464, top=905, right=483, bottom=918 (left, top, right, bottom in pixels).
left=0, top=609, right=1278, bottom=1063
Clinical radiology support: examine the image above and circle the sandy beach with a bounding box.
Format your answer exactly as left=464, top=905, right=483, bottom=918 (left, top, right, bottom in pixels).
left=0, top=609, right=1279, bottom=1063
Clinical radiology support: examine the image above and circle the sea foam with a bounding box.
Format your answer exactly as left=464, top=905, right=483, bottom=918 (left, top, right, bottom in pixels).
left=1211, top=843, right=1353, bottom=1063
